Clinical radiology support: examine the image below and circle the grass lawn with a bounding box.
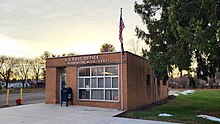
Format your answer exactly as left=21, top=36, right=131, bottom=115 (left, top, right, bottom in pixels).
left=0, top=88, right=45, bottom=95
left=121, top=90, right=220, bottom=124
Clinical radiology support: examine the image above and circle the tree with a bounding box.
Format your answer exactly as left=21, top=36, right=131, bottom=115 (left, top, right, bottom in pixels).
left=16, top=58, right=32, bottom=88
left=30, top=57, right=44, bottom=87
left=134, top=0, right=220, bottom=80
left=40, top=51, right=53, bottom=87
left=168, top=0, right=220, bottom=80
left=0, top=56, right=18, bottom=88
left=40, top=51, right=53, bottom=61
left=100, top=43, right=116, bottom=53
left=134, top=0, right=173, bottom=80
left=127, top=39, right=142, bottom=55
left=61, top=52, right=77, bottom=57
left=66, top=52, right=77, bottom=56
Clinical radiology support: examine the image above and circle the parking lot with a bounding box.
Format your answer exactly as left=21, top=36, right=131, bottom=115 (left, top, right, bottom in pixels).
left=0, top=92, right=45, bottom=108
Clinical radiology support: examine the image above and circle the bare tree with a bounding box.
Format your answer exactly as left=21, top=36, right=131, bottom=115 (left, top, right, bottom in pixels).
left=30, top=57, right=44, bottom=87
left=126, top=39, right=143, bottom=55
left=16, top=58, right=32, bottom=88
left=0, top=56, right=18, bottom=89
left=100, top=43, right=116, bottom=53
left=0, top=55, right=6, bottom=70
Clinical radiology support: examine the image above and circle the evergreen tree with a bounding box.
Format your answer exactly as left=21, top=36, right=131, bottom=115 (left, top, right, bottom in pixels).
left=134, top=0, right=220, bottom=80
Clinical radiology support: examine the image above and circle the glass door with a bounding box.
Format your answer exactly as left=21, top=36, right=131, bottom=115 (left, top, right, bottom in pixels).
left=60, top=74, right=66, bottom=103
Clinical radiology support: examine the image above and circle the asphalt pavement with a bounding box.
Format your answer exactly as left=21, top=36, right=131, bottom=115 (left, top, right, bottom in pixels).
left=0, top=92, right=45, bottom=107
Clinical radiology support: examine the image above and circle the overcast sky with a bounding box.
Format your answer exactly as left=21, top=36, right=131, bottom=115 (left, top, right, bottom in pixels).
left=0, top=0, right=146, bottom=58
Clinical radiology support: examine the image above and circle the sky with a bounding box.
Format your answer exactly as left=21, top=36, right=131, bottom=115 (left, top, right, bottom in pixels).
left=0, top=0, right=146, bottom=58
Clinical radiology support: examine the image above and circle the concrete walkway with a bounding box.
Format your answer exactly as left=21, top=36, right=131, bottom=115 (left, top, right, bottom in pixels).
left=0, top=103, right=176, bottom=124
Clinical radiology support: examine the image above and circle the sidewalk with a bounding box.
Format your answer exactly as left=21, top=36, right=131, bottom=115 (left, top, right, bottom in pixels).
left=0, top=103, right=177, bottom=124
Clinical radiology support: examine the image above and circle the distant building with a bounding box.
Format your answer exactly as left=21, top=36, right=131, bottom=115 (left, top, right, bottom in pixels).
left=31, top=80, right=45, bottom=88
left=1, top=81, right=30, bottom=88
left=0, top=81, right=5, bottom=88
left=45, top=52, right=168, bottom=110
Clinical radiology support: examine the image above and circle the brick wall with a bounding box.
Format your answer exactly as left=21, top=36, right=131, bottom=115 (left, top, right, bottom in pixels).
left=126, top=53, right=168, bottom=110
left=45, top=68, right=59, bottom=104
left=45, top=52, right=168, bottom=110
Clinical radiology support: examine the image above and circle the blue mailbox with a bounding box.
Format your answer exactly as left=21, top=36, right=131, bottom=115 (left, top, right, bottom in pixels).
left=61, top=87, right=72, bottom=107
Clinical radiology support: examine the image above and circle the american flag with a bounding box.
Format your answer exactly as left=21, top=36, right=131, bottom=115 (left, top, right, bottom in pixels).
left=119, top=8, right=125, bottom=53
left=119, top=9, right=125, bottom=43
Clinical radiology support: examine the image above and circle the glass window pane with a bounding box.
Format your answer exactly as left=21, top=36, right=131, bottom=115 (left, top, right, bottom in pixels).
left=105, top=90, right=112, bottom=100
left=91, top=89, right=103, bottom=100
left=79, top=68, right=90, bottom=76
left=78, top=65, right=118, bottom=101
left=79, top=89, right=90, bottom=99
left=92, top=67, right=103, bottom=76
left=91, top=78, right=97, bottom=88
left=146, top=75, right=150, bottom=85
left=113, top=90, right=118, bottom=100
left=98, top=78, right=104, bottom=88
left=105, top=66, right=118, bottom=76
left=112, top=77, right=118, bottom=88
left=78, top=78, right=84, bottom=88
left=105, top=77, right=111, bottom=88
left=85, top=78, right=90, bottom=88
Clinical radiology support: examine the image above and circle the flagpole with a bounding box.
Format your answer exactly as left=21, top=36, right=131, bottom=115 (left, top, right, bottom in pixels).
left=121, top=43, right=123, bottom=110
left=120, top=8, right=124, bottom=110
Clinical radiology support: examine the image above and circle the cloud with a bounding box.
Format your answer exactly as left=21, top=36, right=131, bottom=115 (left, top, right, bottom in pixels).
left=0, top=34, right=38, bottom=57
left=0, top=0, right=121, bottom=41
left=0, top=0, right=77, bottom=41
left=0, top=0, right=145, bottom=56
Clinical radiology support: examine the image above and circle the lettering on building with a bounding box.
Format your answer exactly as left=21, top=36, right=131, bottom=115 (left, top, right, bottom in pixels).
left=65, top=55, right=110, bottom=65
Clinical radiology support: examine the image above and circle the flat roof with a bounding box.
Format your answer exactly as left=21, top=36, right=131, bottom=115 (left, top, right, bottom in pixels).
left=47, top=51, right=149, bottom=62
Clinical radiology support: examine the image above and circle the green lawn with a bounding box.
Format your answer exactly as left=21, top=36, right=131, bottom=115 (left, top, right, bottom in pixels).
left=122, top=90, right=220, bottom=124
left=0, top=88, right=45, bottom=95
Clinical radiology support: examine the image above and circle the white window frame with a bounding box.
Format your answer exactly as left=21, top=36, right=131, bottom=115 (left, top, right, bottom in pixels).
left=77, top=65, right=119, bottom=102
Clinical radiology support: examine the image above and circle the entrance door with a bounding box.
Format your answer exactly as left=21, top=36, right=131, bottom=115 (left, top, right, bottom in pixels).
left=60, top=74, right=66, bottom=103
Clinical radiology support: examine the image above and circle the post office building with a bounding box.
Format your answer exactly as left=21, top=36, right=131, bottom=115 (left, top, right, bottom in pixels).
left=45, top=52, right=168, bottom=110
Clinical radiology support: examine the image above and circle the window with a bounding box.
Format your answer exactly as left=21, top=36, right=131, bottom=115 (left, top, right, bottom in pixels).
left=91, top=78, right=97, bottom=88
left=157, top=78, right=160, bottom=86
left=105, top=77, right=111, bottom=88
left=79, top=68, right=90, bottom=76
left=79, top=89, right=90, bottom=99
left=85, top=78, right=90, bottom=88
left=98, top=78, right=104, bottom=88
left=112, top=77, right=118, bottom=88
left=105, top=66, right=118, bottom=76
left=105, top=90, right=118, bottom=100
left=78, top=65, right=118, bottom=101
left=91, top=89, right=103, bottom=100
left=146, top=74, right=150, bottom=86
left=78, top=78, right=84, bottom=88
left=92, top=67, right=103, bottom=76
